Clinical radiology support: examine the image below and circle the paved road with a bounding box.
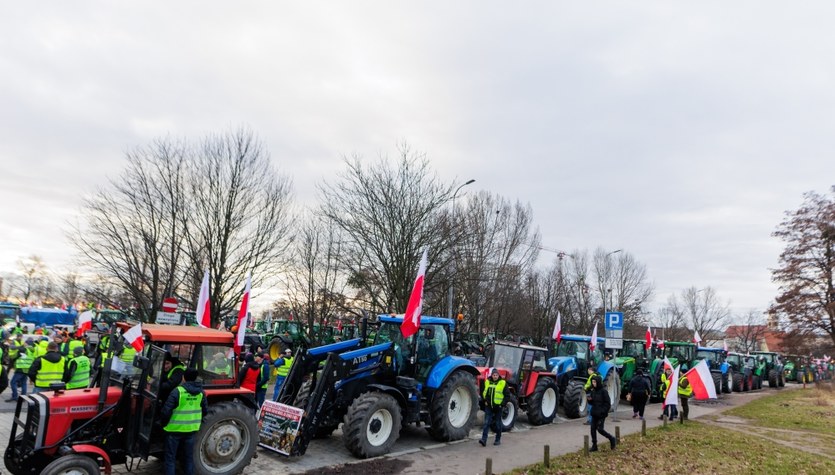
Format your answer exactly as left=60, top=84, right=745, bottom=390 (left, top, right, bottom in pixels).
left=0, top=383, right=796, bottom=475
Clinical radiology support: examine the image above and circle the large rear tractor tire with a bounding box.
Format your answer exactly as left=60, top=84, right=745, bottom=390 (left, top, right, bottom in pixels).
left=768, top=370, right=778, bottom=388
left=428, top=371, right=478, bottom=442
left=722, top=371, right=731, bottom=394
left=499, top=393, right=518, bottom=432
left=194, top=402, right=258, bottom=475
left=41, top=455, right=100, bottom=475
left=732, top=373, right=743, bottom=392
left=711, top=372, right=722, bottom=395
left=526, top=378, right=559, bottom=425
left=563, top=380, right=587, bottom=419
left=343, top=392, right=402, bottom=458
left=268, top=337, right=290, bottom=361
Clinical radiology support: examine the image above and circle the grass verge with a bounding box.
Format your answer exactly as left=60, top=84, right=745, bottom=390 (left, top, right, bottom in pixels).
left=510, top=420, right=835, bottom=475
left=724, top=383, right=835, bottom=435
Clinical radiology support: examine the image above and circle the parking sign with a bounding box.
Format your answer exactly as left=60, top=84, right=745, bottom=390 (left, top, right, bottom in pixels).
left=605, top=312, right=623, bottom=331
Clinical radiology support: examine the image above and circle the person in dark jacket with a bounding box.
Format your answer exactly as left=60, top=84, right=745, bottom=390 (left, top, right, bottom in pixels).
left=479, top=367, right=509, bottom=446
left=160, top=368, right=207, bottom=475
left=628, top=368, right=651, bottom=420
left=254, top=352, right=270, bottom=407
left=237, top=353, right=261, bottom=393
left=159, top=354, right=185, bottom=404
left=587, top=375, right=616, bottom=452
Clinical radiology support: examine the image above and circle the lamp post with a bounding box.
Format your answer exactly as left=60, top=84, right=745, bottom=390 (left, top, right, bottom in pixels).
left=448, top=179, right=476, bottom=319
left=602, top=249, right=622, bottom=315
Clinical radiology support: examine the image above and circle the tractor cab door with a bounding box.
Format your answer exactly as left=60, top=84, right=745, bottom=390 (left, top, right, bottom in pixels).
left=415, top=325, right=448, bottom=382
left=131, top=345, right=166, bottom=459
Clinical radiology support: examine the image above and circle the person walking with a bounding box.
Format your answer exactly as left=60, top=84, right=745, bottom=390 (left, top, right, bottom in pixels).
left=6, top=337, right=33, bottom=401
left=479, top=368, right=508, bottom=447
left=272, top=348, right=293, bottom=401
left=678, top=374, right=693, bottom=421
left=28, top=342, right=67, bottom=393
left=583, top=366, right=598, bottom=425
left=587, top=375, right=617, bottom=452
left=161, top=368, right=207, bottom=475
left=628, top=368, right=651, bottom=420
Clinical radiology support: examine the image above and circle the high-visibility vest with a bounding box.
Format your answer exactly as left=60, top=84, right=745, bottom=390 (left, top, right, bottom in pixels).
left=276, top=357, right=294, bottom=378
left=164, top=386, right=204, bottom=433
left=584, top=371, right=598, bottom=391
left=68, top=339, right=84, bottom=356
left=35, top=355, right=66, bottom=388
left=168, top=364, right=185, bottom=380
left=678, top=376, right=693, bottom=398
left=67, top=355, right=91, bottom=389
left=15, top=348, right=34, bottom=371
left=120, top=347, right=137, bottom=365
left=35, top=340, right=48, bottom=358
left=259, top=363, right=269, bottom=389
left=212, top=361, right=231, bottom=375
left=8, top=342, right=20, bottom=360
left=483, top=379, right=506, bottom=406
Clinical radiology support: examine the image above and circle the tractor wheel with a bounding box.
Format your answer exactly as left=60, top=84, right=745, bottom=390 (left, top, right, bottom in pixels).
left=722, top=371, right=731, bottom=394
left=194, top=401, right=258, bottom=475
left=768, top=370, right=778, bottom=388
left=428, top=371, right=478, bottom=442
left=732, top=373, right=743, bottom=392
left=711, top=372, right=722, bottom=395
left=41, top=455, right=100, bottom=475
left=778, top=371, right=785, bottom=387
left=526, top=378, right=559, bottom=425
left=499, top=393, right=518, bottom=432
left=343, top=392, right=402, bottom=458
left=563, top=380, right=587, bottom=419
left=268, top=337, right=289, bottom=361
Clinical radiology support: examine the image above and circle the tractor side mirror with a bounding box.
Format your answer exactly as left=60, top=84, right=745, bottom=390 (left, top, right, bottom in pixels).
left=133, top=354, right=150, bottom=370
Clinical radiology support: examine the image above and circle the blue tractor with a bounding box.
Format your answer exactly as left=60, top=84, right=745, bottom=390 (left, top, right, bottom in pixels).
left=696, top=347, right=732, bottom=394
left=549, top=335, right=620, bottom=419
left=277, top=315, right=480, bottom=458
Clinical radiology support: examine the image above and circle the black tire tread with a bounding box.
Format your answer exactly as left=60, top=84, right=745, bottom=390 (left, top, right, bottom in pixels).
left=527, top=377, right=559, bottom=425
left=41, top=455, right=100, bottom=475
left=428, top=371, right=478, bottom=442
left=563, top=380, right=586, bottom=419
left=194, top=401, right=258, bottom=475
left=343, top=392, right=402, bottom=458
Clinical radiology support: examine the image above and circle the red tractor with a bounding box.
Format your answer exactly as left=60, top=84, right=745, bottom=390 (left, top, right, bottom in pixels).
left=477, top=341, right=560, bottom=431
left=4, top=324, right=259, bottom=475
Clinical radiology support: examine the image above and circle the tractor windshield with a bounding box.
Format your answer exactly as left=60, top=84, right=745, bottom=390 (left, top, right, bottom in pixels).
left=697, top=350, right=722, bottom=364
left=757, top=353, right=775, bottom=363
left=620, top=341, right=646, bottom=358
left=664, top=345, right=695, bottom=363
left=488, top=344, right=523, bottom=379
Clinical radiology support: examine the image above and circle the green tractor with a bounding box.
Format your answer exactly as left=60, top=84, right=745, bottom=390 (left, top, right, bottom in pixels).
left=751, top=351, right=785, bottom=388
left=783, top=355, right=800, bottom=383
left=266, top=319, right=311, bottom=360
left=648, top=341, right=697, bottom=401
left=614, top=339, right=651, bottom=398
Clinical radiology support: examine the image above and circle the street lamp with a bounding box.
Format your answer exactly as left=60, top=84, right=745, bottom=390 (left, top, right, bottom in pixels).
left=448, top=179, right=476, bottom=319
left=602, top=249, right=622, bottom=315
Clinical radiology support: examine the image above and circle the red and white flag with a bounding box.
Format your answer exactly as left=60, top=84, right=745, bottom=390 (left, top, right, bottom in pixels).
left=684, top=359, right=718, bottom=400
left=76, top=310, right=93, bottom=337
left=663, top=356, right=674, bottom=373
left=589, top=321, right=598, bottom=351
left=664, top=365, right=680, bottom=408
left=723, top=339, right=728, bottom=352
left=693, top=330, right=702, bottom=345
left=657, top=339, right=665, bottom=350
left=552, top=311, right=562, bottom=343
left=337, top=320, right=343, bottom=332
left=123, top=323, right=145, bottom=352
left=235, top=273, right=251, bottom=354
left=645, top=325, right=652, bottom=353
left=400, top=249, right=428, bottom=338
left=196, top=270, right=211, bottom=328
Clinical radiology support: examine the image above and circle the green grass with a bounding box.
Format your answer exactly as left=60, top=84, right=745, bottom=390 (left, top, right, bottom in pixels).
left=511, top=422, right=834, bottom=475
left=725, top=384, right=835, bottom=436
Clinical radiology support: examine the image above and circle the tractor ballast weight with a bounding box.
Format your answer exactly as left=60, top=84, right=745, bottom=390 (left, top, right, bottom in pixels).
left=476, top=341, right=560, bottom=430
left=4, top=324, right=258, bottom=475
left=549, top=335, right=619, bottom=419
left=276, top=315, right=480, bottom=459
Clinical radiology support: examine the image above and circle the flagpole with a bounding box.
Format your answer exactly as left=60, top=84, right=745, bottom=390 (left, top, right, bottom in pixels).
left=447, top=179, right=475, bottom=320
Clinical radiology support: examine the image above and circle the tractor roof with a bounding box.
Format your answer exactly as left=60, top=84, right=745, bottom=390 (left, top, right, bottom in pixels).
left=491, top=340, right=547, bottom=352
left=697, top=347, right=725, bottom=352
left=378, top=315, right=455, bottom=326
left=558, top=334, right=605, bottom=343
left=117, top=322, right=235, bottom=345
left=663, top=341, right=696, bottom=347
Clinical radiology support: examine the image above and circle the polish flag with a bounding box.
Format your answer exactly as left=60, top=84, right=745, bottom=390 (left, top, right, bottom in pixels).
left=76, top=310, right=93, bottom=337
left=123, top=323, right=145, bottom=352
left=196, top=270, right=211, bottom=328
left=723, top=339, right=728, bottom=352
left=337, top=320, right=343, bottom=332
left=235, top=273, right=251, bottom=354
left=684, top=359, right=718, bottom=400
left=693, top=330, right=702, bottom=345
left=664, top=365, right=680, bottom=408
left=400, top=249, right=428, bottom=338
left=657, top=340, right=665, bottom=350
left=663, top=356, right=674, bottom=373
left=552, top=311, right=562, bottom=343
left=645, top=325, right=652, bottom=353
left=589, top=321, right=598, bottom=351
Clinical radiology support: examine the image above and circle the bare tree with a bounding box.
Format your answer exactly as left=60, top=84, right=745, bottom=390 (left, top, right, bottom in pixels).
left=655, top=295, right=690, bottom=342
left=682, top=286, right=731, bottom=341
left=593, top=248, right=654, bottom=332
left=729, top=310, right=768, bottom=353
left=16, top=255, right=49, bottom=303
left=182, top=129, right=294, bottom=326
left=319, top=145, right=454, bottom=315
left=770, top=186, right=835, bottom=346
left=58, top=272, right=82, bottom=306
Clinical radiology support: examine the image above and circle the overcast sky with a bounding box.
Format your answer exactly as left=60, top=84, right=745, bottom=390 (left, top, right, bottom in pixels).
left=2, top=2, right=833, bottom=321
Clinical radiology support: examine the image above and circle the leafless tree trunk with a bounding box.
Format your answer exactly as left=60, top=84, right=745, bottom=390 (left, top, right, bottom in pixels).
left=682, top=286, right=730, bottom=341
left=58, top=272, right=81, bottom=306
left=730, top=310, right=768, bottom=353
left=656, top=295, right=689, bottom=342
left=593, top=248, right=654, bottom=332
left=319, top=145, right=454, bottom=315
left=16, top=255, right=48, bottom=303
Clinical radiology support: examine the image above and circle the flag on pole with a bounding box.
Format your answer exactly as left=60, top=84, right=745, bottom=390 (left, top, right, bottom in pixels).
left=589, top=321, right=598, bottom=351
left=196, top=270, right=211, bottom=328
left=664, top=365, right=680, bottom=408
left=723, top=339, right=728, bottom=352
left=684, top=359, right=718, bottom=400
left=663, top=356, right=674, bottom=373
left=235, top=273, right=251, bottom=354
left=552, top=311, right=562, bottom=343
left=76, top=310, right=93, bottom=337
left=693, top=330, right=702, bottom=345
left=337, top=320, right=343, bottom=332
left=400, top=249, right=428, bottom=338
left=645, top=325, right=652, bottom=353
left=123, top=323, right=145, bottom=352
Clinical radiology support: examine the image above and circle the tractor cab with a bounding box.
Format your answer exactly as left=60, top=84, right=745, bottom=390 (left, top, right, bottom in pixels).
left=751, top=350, right=785, bottom=388
left=695, top=347, right=732, bottom=394
left=615, top=339, right=650, bottom=398
left=374, top=316, right=452, bottom=382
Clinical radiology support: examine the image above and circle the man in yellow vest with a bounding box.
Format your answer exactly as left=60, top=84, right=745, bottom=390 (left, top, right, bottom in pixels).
left=272, top=348, right=294, bottom=402
left=66, top=346, right=91, bottom=390
left=479, top=367, right=509, bottom=447
left=6, top=337, right=33, bottom=401
left=583, top=366, right=598, bottom=425
left=28, top=342, right=67, bottom=393
left=678, top=375, right=693, bottom=421
left=161, top=368, right=206, bottom=475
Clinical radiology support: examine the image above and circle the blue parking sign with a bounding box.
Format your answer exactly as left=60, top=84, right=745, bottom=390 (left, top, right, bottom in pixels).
left=605, top=312, right=623, bottom=331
